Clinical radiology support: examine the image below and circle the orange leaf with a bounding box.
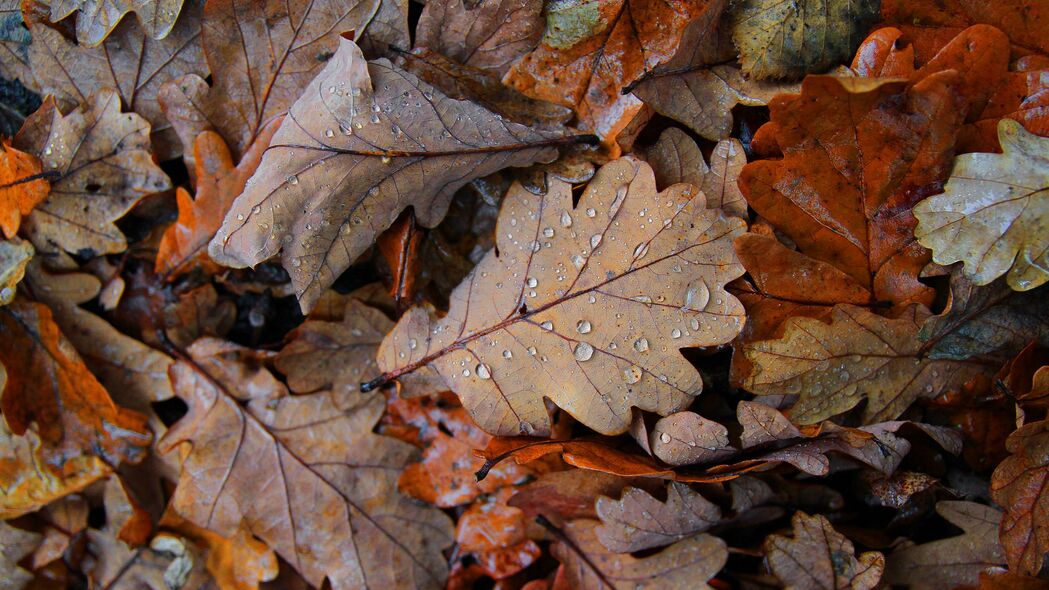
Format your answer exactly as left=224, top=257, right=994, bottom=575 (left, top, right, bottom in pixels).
left=0, top=139, right=49, bottom=239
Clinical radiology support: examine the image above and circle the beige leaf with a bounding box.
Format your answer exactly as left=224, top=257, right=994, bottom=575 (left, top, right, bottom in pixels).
left=208, top=37, right=584, bottom=311
left=0, top=237, right=31, bottom=305
left=375, top=156, right=746, bottom=436
left=47, top=0, right=186, bottom=47
left=0, top=520, right=40, bottom=589
left=649, top=411, right=734, bottom=466
left=595, top=482, right=720, bottom=552
left=643, top=128, right=747, bottom=217
left=415, top=0, right=543, bottom=77
left=765, top=511, right=884, bottom=589
left=0, top=0, right=31, bottom=83
left=914, top=119, right=1049, bottom=292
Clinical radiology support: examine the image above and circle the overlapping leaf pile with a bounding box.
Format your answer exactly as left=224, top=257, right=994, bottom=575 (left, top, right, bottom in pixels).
left=0, top=0, right=1047, bottom=588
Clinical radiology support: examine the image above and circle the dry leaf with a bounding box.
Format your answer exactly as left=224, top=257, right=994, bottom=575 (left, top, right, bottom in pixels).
left=643, top=128, right=747, bottom=217
left=551, top=519, right=727, bottom=590
left=884, top=501, right=1006, bottom=589
left=415, top=0, right=543, bottom=77
left=595, top=482, right=720, bottom=552
left=990, top=419, right=1049, bottom=575
left=0, top=237, right=32, bottom=305
left=161, top=339, right=454, bottom=589
left=46, top=0, right=187, bottom=47
left=0, top=521, right=39, bottom=589
left=375, top=156, right=746, bottom=436
left=503, top=0, right=725, bottom=146
left=731, top=0, right=880, bottom=80
left=25, top=1, right=205, bottom=159
left=764, top=511, right=884, bottom=590
left=208, top=37, right=583, bottom=310
left=0, top=139, right=49, bottom=238
left=914, top=120, right=1049, bottom=291
left=13, top=90, right=171, bottom=257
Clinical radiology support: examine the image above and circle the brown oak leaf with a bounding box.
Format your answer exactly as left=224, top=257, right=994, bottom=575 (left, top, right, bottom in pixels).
left=764, top=511, right=884, bottom=590
left=45, top=0, right=187, bottom=47
left=642, top=128, right=747, bottom=218
left=595, top=482, right=720, bottom=552
left=415, top=0, right=544, bottom=78
left=991, top=419, right=1049, bottom=575
left=0, top=520, right=40, bottom=588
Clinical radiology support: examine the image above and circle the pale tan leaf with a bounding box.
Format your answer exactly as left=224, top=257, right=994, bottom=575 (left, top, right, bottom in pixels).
left=649, top=411, right=734, bottom=466
left=0, top=237, right=31, bottom=306
left=765, top=511, right=884, bottom=590
left=415, top=0, right=543, bottom=77
left=914, top=119, right=1049, bottom=292
left=375, top=156, right=746, bottom=436
left=47, top=0, right=186, bottom=47
left=595, top=482, right=721, bottom=552
left=643, top=128, right=747, bottom=217
left=0, top=520, right=39, bottom=589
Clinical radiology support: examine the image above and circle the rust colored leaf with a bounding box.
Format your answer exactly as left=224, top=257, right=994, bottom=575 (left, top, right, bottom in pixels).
left=738, top=75, right=966, bottom=309
left=209, top=37, right=584, bottom=311
left=643, top=128, right=747, bottom=218
left=161, top=339, right=454, bottom=589
left=884, top=501, right=1005, bottom=589
left=0, top=139, right=49, bottom=239
left=455, top=488, right=539, bottom=580
left=595, top=482, right=720, bottom=552
left=377, top=208, right=424, bottom=312
left=415, top=0, right=544, bottom=77
left=13, top=90, right=171, bottom=257
left=509, top=470, right=638, bottom=526
left=375, top=156, right=745, bottom=436
left=155, top=118, right=281, bottom=278
left=0, top=237, right=32, bottom=305
left=990, top=419, right=1049, bottom=575
left=45, top=0, right=186, bottom=47
left=25, top=1, right=205, bottom=159
left=550, top=519, right=727, bottom=590
left=764, top=511, right=884, bottom=590
left=503, top=0, right=725, bottom=146
left=161, top=510, right=279, bottom=590
left=0, top=300, right=150, bottom=472
left=157, top=0, right=407, bottom=165
left=0, top=521, right=39, bottom=588
left=743, top=304, right=989, bottom=423
left=914, top=120, right=1049, bottom=291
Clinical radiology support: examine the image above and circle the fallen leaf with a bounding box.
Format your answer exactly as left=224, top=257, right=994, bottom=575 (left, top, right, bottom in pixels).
left=730, top=0, right=880, bottom=80
left=509, top=469, right=638, bottom=526
left=161, top=339, right=454, bottom=589
left=157, top=0, right=407, bottom=165
left=25, top=1, right=205, bottom=159
left=884, top=501, right=1005, bottom=589
left=13, top=89, right=171, bottom=257
left=503, top=0, right=726, bottom=146
left=415, top=0, right=544, bottom=77
left=550, top=519, right=727, bottom=590
left=208, top=37, right=585, bottom=311
left=0, top=520, right=39, bottom=588
left=990, top=419, right=1049, bottom=575
left=738, top=74, right=966, bottom=309
left=375, top=156, right=746, bottom=436
left=155, top=119, right=281, bottom=278
left=45, top=0, right=186, bottom=47
left=455, top=488, right=539, bottom=580
left=743, top=303, right=989, bottom=423
left=642, top=128, right=747, bottom=217
left=0, top=0, right=31, bottom=83
left=914, top=120, right=1049, bottom=291
left=376, top=208, right=424, bottom=312
left=0, top=237, right=31, bottom=305
left=160, top=510, right=279, bottom=590
left=0, top=139, right=49, bottom=238
left=595, top=482, right=720, bottom=552
left=764, top=511, right=884, bottom=590
left=648, top=411, right=734, bottom=466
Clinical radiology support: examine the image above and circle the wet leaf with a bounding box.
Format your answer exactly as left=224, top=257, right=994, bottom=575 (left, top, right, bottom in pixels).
left=161, top=339, right=454, bottom=589
left=884, top=501, right=1005, bottom=589
left=764, top=511, right=884, bottom=590
left=648, top=411, right=734, bottom=466
left=0, top=0, right=31, bottom=82
left=990, top=419, right=1049, bottom=575
left=914, top=120, right=1049, bottom=291
left=509, top=469, right=637, bottom=526
left=0, top=237, right=31, bottom=305
left=376, top=156, right=746, bottom=436
left=643, top=128, right=747, bottom=217
left=46, top=0, right=187, bottom=47
left=0, top=139, right=49, bottom=239
left=209, top=37, right=584, bottom=311
left=160, top=510, right=279, bottom=590
left=595, top=482, right=720, bottom=552
left=13, top=90, right=171, bottom=257
left=415, top=0, right=544, bottom=77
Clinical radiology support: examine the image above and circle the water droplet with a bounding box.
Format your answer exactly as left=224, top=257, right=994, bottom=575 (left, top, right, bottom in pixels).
left=526, top=277, right=537, bottom=288
left=623, top=365, right=642, bottom=384
left=252, top=205, right=261, bottom=214
left=560, top=211, right=573, bottom=227
left=540, top=321, right=553, bottom=331
left=519, top=421, right=535, bottom=435
left=633, top=242, right=649, bottom=259
left=408, top=338, right=417, bottom=350
left=671, top=328, right=682, bottom=339
left=236, top=213, right=245, bottom=221
left=503, top=350, right=513, bottom=359
left=589, top=294, right=597, bottom=304
left=324, top=128, right=334, bottom=138
left=590, top=234, right=602, bottom=248
left=586, top=207, right=596, bottom=217
left=462, top=368, right=471, bottom=377
left=286, top=175, right=298, bottom=185
left=659, top=432, right=671, bottom=444
left=632, top=295, right=652, bottom=304
left=574, top=342, right=594, bottom=361
left=380, top=155, right=392, bottom=164
left=527, top=346, right=537, bottom=356
left=543, top=227, right=554, bottom=238
left=476, top=364, right=491, bottom=379
left=292, top=257, right=302, bottom=268
left=571, top=254, right=585, bottom=268
left=634, top=338, right=649, bottom=352
left=576, top=320, right=592, bottom=334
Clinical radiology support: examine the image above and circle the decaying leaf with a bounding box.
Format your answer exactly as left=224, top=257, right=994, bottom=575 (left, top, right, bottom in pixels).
left=0, top=520, right=39, bottom=589
left=160, top=510, right=279, bottom=590
left=764, top=511, right=884, bottom=590
left=161, top=339, right=454, bottom=589
left=991, top=419, right=1049, bottom=575
left=743, top=304, right=988, bottom=423
left=13, top=89, right=171, bottom=257
left=0, top=237, right=32, bottom=305
left=884, top=501, right=1005, bottom=589
left=209, top=37, right=583, bottom=310
left=375, top=156, right=746, bottom=436
left=730, top=0, right=880, bottom=80
left=595, top=482, right=720, bottom=552
left=0, top=139, right=49, bottom=238
left=914, top=120, right=1049, bottom=291
left=46, top=0, right=187, bottom=47
left=551, top=519, right=727, bottom=590
left=25, top=1, right=205, bottom=159
left=643, top=128, right=747, bottom=217
left=415, top=0, right=544, bottom=77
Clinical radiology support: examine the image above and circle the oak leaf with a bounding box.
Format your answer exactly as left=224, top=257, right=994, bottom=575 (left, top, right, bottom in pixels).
left=160, top=510, right=279, bottom=590
left=550, top=519, right=727, bottom=590
left=45, top=0, right=187, bottom=47
left=0, top=521, right=39, bottom=589
left=0, top=139, right=49, bottom=238
left=990, top=419, right=1049, bottom=575
left=643, top=128, right=747, bottom=218
left=730, top=0, right=880, bottom=80
left=13, top=90, right=171, bottom=257
left=595, top=482, right=720, bottom=552
left=914, top=120, right=1049, bottom=291
left=764, top=511, right=884, bottom=590
left=884, top=501, right=1006, bottom=589
left=738, top=74, right=966, bottom=309
left=415, top=0, right=544, bottom=77
left=375, top=156, right=746, bottom=436
left=508, top=469, right=640, bottom=527
left=0, top=237, right=31, bottom=305
left=161, top=338, right=454, bottom=590
left=0, top=0, right=31, bottom=83
left=208, top=37, right=584, bottom=310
